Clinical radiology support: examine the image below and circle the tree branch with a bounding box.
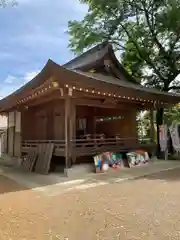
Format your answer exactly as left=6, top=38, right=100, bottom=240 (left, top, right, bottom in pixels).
left=169, top=34, right=180, bottom=57
left=110, top=40, right=126, bottom=50
left=140, top=0, right=168, bottom=56
left=118, top=21, right=166, bottom=81
left=168, top=86, right=180, bottom=91
left=140, top=0, right=179, bottom=79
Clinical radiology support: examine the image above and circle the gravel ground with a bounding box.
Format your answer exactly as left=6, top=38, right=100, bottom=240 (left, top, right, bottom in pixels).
left=1, top=168, right=180, bottom=239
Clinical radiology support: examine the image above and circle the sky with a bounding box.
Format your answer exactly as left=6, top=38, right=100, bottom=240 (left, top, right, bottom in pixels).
left=0, top=0, right=88, bottom=98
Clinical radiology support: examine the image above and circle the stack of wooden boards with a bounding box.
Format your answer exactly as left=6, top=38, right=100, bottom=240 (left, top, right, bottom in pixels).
left=21, top=143, right=54, bottom=175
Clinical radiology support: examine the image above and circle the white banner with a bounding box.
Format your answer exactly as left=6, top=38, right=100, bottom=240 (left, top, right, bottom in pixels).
left=159, top=125, right=168, bottom=151
left=169, top=123, right=180, bottom=152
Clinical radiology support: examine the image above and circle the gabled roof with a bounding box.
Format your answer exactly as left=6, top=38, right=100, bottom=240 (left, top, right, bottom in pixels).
left=64, top=41, right=109, bottom=69
left=64, top=42, right=138, bottom=84
left=0, top=43, right=180, bottom=111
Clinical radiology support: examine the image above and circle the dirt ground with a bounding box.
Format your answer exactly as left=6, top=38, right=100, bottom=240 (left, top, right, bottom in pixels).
left=1, top=168, right=180, bottom=240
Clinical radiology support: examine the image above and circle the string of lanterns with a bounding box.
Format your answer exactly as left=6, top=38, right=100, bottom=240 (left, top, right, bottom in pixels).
left=64, top=84, right=165, bottom=106
left=16, top=81, right=59, bottom=105
left=14, top=79, right=167, bottom=108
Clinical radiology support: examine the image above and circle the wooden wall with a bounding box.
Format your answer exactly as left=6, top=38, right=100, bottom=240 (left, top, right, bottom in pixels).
left=53, top=100, right=65, bottom=140
left=1, top=131, right=7, bottom=155
left=7, top=111, right=21, bottom=157
left=21, top=100, right=138, bottom=141
left=21, top=100, right=65, bottom=141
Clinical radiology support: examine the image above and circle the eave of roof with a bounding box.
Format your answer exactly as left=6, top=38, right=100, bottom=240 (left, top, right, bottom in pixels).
left=0, top=60, right=53, bottom=109
left=1, top=59, right=180, bottom=111
left=74, top=69, right=179, bottom=99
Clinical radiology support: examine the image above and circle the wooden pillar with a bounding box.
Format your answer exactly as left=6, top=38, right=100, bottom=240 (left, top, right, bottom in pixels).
left=7, top=111, right=15, bottom=157
left=71, top=102, right=76, bottom=139
left=150, top=109, right=155, bottom=143
left=65, top=89, right=73, bottom=169
left=93, top=107, right=97, bottom=134
left=71, top=102, right=76, bottom=164
left=1, top=114, right=8, bottom=154
left=14, top=111, right=21, bottom=157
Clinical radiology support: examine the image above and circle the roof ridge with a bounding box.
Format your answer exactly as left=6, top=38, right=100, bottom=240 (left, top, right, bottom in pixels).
left=63, top=41, right=110, bottom=68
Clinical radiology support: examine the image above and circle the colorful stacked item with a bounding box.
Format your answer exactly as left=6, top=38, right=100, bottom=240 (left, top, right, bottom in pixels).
left=126, top=150, right=149, bottom=167
left=93, top=152, right=124, bottom=173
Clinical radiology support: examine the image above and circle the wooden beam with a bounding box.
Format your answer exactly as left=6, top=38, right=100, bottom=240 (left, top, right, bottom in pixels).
left=74, top=98, right=141, bottom=110
left=73, top=90, right=154, bottom=107
left=21, top=89, right=64, bottom=108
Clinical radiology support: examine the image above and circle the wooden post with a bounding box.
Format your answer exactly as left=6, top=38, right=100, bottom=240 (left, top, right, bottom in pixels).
left=150, top=109, right=155, bottom=143
left=93, top=107, right=97, bottom=135
left=14, top=111, right=21, bottom=158
left=64, top=88, right=73, bottom=169
left=6, top=113, right=9, bottom=154
left=8, top=111, right=15, bottom=157
left=71, top=101, right=76, bottom=164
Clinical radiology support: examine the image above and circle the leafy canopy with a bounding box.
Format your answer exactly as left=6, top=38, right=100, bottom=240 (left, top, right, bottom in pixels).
left=0, top=0, right=17, bottom=7
left=68, top=0, right=180, bottom=90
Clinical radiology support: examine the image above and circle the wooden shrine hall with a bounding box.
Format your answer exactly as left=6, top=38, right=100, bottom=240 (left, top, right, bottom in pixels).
left=1, top=42, right=180, bottom=174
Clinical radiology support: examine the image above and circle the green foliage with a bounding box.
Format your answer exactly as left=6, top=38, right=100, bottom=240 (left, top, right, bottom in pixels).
left=137, top=111, right=150, bottom=139
left=164, top=105, right=180, bottom=126
left=0, top=0, right=17, bottom=7
left=138, top=105, right=180, bottom=139
left=68, top=0, right=180, bottom=87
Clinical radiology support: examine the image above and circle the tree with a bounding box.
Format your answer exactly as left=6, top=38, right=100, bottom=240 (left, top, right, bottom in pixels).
left=68, top=0, right=180, bottom=153
left=0, top=0, right=17, bottom=7
left=164, top=104, right=180, bottom=126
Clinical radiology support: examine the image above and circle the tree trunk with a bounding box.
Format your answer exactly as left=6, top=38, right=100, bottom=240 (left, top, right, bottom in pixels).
left=156, top=108, right=164, bottom=158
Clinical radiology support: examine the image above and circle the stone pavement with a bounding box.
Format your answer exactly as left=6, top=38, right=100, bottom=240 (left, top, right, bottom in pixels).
left=0, top=160, right=180, bottom=196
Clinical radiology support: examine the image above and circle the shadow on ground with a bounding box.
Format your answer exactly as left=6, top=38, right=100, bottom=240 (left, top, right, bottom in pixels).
left=0, top=175, right=28, bottom=195
left=136, top=168, right=180, bottom=182
left=1, top=159, right=180, bottom=195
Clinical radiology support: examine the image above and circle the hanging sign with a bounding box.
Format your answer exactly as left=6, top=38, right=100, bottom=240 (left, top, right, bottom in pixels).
left=159, top=125, right=168, bottom=152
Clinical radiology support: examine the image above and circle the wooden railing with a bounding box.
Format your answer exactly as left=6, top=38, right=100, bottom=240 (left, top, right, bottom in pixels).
left=21, top=137, right=154, bottom=156
left=22, top=138, right=138, bottom=148
left=22, top=140, right=66, bottom=154
left=71, top=137, right=138, bottom=148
